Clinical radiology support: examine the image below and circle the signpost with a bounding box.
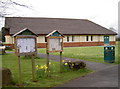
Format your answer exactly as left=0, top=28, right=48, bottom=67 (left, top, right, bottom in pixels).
left=46, top=30, right=64, bottom=73
left=13, top=28, right=37, bottom=83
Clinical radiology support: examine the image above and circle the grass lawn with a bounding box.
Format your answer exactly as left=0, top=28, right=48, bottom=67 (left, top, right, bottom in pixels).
left=2, top=53, right=92, bottom=87
left=38, top=42, right=119, bottom=64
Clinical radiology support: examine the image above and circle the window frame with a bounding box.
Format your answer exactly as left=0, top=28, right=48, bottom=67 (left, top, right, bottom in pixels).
left=91, top=36, right=93, bottom=41
left=86, top=36, right=89, bottom=41
left=72, top=35, right=74, bottom=42
left=67, top=36, right=69, bottom=42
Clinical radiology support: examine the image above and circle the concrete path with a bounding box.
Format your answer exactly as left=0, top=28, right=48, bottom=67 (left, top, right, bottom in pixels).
left=37, top=53, right=119, bottom=88
left=38, top=53, right=113, bottom=71
left=53, top=65, right=119, bottom=87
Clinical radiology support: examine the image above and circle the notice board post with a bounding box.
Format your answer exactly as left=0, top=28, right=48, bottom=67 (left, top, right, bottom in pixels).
left=13, top=28, right=37, bottom=84
left=46, top=30, right=64, bottom=73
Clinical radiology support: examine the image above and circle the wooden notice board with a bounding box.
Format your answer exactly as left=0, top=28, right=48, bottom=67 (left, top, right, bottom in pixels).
left=46, top=30, right=64, bottom=53
left=46, top=30, right=64, bottom=73
left=15, top=36, right=37, bottom=56
left=13, top=28, right=37, bottom=83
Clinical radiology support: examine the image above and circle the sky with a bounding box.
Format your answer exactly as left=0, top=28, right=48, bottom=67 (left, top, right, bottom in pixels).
left=0, top=0, right=119, bottom=32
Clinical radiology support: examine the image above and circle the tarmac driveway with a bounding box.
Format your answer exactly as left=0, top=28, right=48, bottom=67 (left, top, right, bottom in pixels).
left=55, top=65, right=119, bottom=87
left=37, top=53, right=119, bottom=88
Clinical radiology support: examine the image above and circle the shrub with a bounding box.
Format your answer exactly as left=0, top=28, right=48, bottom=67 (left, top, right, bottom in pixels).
left=2, top=68, right=13, bottom=86
left=63, top=60, right=86, bottom=70
left=62, top=62, right=71, bottom=72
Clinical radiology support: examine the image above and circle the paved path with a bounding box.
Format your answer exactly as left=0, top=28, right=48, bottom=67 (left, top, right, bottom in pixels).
left=53, top=65, right=119, bottom=87
left=37, top=53, right=119, bottom=88
left=38, top=53, right=113, bottom=71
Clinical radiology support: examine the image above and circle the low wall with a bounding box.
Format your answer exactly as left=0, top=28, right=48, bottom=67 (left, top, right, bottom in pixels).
left=4, top=41, right=116, bottom=48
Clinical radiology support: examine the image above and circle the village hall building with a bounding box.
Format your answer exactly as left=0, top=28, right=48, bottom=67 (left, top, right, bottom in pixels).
left=4, top=17, right=117, bottom=48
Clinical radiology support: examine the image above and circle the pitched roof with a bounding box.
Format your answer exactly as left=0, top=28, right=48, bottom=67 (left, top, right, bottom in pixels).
left=13, top=28, right=38, bottom=37
left=46, top=30, right=64, bottom=37
left=5, top=17, right=117, bottom=35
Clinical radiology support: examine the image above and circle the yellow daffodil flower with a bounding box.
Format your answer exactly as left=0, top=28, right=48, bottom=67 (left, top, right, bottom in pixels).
left=72, top=64, right=74, bottom=66
left=49, top=62, right=51, bottom=65
left=36, top=65, right=38, bottom=68
left=40, top=66, right=44, bottom=69
left=64, top=63, right=68, bottom=65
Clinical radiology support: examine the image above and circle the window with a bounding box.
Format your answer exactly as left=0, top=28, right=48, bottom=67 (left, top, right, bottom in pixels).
left=67, top=36, right=69, bottom=42
left=72, top=35, right=74, bottom=42
left=45, top=37, right=47, bottom=42
left=91, top=36, right=93, bottom=41
left=86, top=36, right=89, bottom=41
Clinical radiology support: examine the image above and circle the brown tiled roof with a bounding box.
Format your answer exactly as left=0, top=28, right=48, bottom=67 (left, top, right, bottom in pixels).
left=5, top=17, right=117, bottom=35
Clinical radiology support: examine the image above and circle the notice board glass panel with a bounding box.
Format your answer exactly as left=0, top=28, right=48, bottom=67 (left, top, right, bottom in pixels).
left=49, top=38, right=62, bottom=51
left=17, top=38, right=35, bottom=53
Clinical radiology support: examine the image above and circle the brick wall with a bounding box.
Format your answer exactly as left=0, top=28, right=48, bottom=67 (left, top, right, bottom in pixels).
left=4, top=41, right=116, bottom=49
left=36, top=41, right=116, bottom=48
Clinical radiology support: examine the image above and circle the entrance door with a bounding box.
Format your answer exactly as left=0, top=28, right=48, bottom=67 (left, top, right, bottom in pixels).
left=104, top=36, right=109, bottom=44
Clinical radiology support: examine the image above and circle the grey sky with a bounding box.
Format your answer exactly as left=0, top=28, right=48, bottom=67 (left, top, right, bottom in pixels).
left=0, top=0, right=119, bottom=31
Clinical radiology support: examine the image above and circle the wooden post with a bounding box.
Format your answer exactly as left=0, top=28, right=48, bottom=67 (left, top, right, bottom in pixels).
left=18, top=56, right=22, bottom=84
left=60, top=52, right=62, bottom=73
left=46, top=52, right=49, bottom=76
left=31, top=54, right=35, bottom=81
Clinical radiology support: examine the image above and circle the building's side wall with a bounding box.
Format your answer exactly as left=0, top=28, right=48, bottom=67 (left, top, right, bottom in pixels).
left=5, top=35, right=13, bottom=44
left=5, top=35, right=116, bottom=48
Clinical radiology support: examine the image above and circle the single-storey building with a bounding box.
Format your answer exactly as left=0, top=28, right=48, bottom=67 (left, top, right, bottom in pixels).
left=4, top=17, right=117, bottom=48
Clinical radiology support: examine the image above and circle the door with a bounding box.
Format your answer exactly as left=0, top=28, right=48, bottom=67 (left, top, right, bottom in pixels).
left=104, top=36, right=109, bottom=44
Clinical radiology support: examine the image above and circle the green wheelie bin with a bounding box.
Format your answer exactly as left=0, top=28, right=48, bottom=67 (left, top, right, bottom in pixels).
left=104, top=46, right=115, bottom=63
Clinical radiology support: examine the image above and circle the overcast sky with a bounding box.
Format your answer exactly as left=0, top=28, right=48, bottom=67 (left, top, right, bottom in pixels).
left=1, top=0, right=119, bottom=31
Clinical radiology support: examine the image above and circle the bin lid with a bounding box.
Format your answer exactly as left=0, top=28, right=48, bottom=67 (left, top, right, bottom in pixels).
left=104, top=46, right=114, bottom=47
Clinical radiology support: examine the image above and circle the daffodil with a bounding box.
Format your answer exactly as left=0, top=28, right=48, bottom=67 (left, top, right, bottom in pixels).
left=49, top=62, right=51, bottom=65
left=64, top=63, right=68, bottom=65
left=36, top=65, right=38, bottom=68
left=69, top=60, right=71, bottom=62
left=39, top=67, right=41, bottom=69
left=62, top=60, right=65, bottom=62
left=72, top=64, right=74, bottom=66
left=40, top=66, right=44, bottom=69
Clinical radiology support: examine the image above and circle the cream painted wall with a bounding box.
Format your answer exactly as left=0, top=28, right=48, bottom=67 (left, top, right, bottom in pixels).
left=93, top=35, right=99, bottom=41
left=80, top=35, right=86, bottom=42
left=100, top=35, right=104, bottom=41
left=5, top=35, right=13, bottom=44
left=37, top=36, right=46, bottom=43
left=109, top=35, right=116, bottom=41
left=63, top=36, right=67, bottom=42
left=74, top=35, right=80, bottom=42
left=5, top=35, right=116, bottom=44
left=88, top=36, right=92, bottom=42
left=63, top=35, right=75, bottom=42
left=69, top=35, right=72, bottom=42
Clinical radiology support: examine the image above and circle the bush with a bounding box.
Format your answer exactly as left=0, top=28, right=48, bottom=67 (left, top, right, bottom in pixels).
left=63, top=60, right=86, bottom=70
left=2, top=68, right=13, bottom=86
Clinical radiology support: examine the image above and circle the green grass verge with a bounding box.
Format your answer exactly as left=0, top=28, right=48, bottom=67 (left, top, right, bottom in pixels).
left=5, top=41, right=119, bottom=64
left=38, top=45, right=119, bottom=64
left=2, top=54, right=92, bottom=87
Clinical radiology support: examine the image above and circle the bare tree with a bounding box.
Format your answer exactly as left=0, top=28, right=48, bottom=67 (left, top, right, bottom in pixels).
left=0, top=0, right=32, bottom=17
left=0, top=0, right=32, bottom=41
